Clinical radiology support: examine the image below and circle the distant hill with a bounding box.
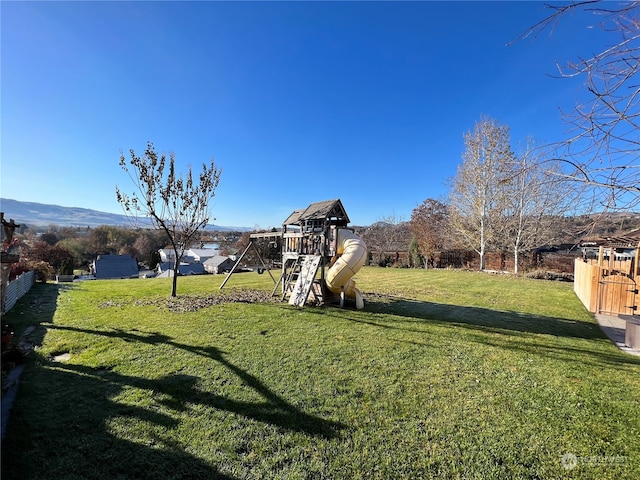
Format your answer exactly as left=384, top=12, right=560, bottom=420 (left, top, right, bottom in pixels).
left=0, top=198, right=251, bottom=231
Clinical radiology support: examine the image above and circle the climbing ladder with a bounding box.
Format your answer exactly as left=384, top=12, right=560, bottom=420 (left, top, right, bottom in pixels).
left=271, top=256, right=301, bottom=298
left=285, top=255, right=322, bottom=307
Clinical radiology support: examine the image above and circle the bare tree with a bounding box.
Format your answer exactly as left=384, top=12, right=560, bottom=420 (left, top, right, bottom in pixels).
left=132, top=233, right=154, bottom=266
left=360, top=213, right=410, bottom=266
left=449, top=116, right=514, bottom=270
left=116, top=142, right=221, bottom=296
left=409, top=198, right=449, bottom=268
left=501, top=141, right=575, bottom=273
left=517, top=1, right=640, bottom=211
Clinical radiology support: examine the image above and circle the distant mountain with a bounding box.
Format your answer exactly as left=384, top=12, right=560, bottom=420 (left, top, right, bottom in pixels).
left=0, top=198, right=251, bottom=231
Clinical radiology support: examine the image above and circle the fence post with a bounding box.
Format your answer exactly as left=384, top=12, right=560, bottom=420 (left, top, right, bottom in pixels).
left=598, top=246, right=604, bottom=267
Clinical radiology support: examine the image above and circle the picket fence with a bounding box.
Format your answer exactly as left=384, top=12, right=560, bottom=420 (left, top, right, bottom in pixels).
left=3, top=270, right=35, bottom=313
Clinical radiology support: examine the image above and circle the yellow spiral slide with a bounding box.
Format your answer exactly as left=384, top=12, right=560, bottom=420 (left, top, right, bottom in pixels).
left=325, top=229, right=367, bottom=309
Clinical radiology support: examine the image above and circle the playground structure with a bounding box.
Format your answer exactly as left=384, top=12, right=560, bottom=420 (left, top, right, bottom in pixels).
left=221, top=199, right=367, bottom=309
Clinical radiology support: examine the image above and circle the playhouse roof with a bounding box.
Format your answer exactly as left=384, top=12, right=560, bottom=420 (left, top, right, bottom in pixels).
left=282, top=199, right=350, bottom=226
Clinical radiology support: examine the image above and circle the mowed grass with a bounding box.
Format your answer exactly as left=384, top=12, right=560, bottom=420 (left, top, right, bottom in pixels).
left=2, top=267, right=639, bottom=479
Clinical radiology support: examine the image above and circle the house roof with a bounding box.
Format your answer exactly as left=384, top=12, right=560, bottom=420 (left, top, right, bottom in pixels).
left=282, top=199, right=350, bottom=226
left=94, top=254, right=138, bottom=279
left=581, top=228, right=640, bottom=248
left=157, top=262, right=205, bottom=276
left=203, top=255, right=233, bottom=267
left=186, top=248, right=219, bottom=258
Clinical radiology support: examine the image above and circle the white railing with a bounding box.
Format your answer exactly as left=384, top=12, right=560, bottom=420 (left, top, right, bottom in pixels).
left=4, top=271, right=35, bottom=313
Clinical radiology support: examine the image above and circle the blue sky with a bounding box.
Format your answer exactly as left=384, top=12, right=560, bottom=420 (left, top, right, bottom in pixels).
left=1, top=1, right=608, bottom=228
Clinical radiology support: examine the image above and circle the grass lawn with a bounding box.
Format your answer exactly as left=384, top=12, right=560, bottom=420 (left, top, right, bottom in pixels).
left=1, top=267, right=639, bottom=479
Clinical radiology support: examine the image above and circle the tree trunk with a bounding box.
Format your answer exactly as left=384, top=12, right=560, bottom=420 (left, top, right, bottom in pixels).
left=171, top=255, right=179, bottom=297
left=479, top=227, right=486, bottom=270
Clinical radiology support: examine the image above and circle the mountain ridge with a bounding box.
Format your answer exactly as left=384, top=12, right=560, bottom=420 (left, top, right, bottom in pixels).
left=0, top=198, right=251, bottom=231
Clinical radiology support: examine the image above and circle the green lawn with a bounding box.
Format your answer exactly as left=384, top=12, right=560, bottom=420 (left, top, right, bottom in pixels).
left=2, top=267, right=639, bottom=479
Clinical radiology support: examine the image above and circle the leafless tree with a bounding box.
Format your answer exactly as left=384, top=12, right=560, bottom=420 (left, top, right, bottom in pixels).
left=449, top=115, right=514, bottom=270
left=517, top=1, right=640, bottom=212
left=116, top=141, right=221, bottom=296
left=360, top=213, right=410, bottom=266
left=132, top=234, right=152, bottom=262
left=500, top=141, right=576, bottom=273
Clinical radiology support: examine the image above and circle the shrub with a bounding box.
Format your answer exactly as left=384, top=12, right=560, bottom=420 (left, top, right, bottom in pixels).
left=27, top=260, right=54, bottom=283
left=524, top=270, right=574, bottom=282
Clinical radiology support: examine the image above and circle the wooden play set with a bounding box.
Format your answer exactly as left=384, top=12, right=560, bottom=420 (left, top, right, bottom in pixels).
left=220, top=199, right=367, bottom=309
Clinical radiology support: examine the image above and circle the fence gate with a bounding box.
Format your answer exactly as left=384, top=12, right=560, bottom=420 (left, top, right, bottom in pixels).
left=597, top=273, right=638, bottom=315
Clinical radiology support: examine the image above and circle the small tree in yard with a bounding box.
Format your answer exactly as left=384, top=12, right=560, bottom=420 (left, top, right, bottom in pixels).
left=116, top=142, right=221, bottom=297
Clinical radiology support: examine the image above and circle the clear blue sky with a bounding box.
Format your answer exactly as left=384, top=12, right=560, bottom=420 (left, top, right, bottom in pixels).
left=1, top=1, right=607, bottom=228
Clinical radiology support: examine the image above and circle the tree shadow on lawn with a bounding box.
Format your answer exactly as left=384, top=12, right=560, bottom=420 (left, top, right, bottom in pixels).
left=342, top=295, right=640, bottom=366
left=15, top=285, right=343, bottom=439
left=44, top=323, right=346, bottom=439
left=361, top=295, right=602, bottom=339
left=2, top=283, right=69, bottom=440
left=3, top=359, right=239, bottom=480
left=3, top=284, right=344, bottom=479
left=2, top=282, right=70, bottom=345
left=1, top=285, right=239, bottom=479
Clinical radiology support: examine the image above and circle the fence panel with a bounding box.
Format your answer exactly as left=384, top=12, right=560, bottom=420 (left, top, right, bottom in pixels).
left=583, top=258, right=635, bottom=276
left=598, top=274, right=638, bottom=315
left=574, top=259, right=639, bottom=315
left=4, top=271, right=35, bottom=313
left=574, top=259, right=600, bottom=312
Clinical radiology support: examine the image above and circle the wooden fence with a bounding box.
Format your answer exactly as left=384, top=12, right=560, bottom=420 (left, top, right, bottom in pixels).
left=3, top=270, right=35, bottom=314
left=574, top=245, right=639, bottom=315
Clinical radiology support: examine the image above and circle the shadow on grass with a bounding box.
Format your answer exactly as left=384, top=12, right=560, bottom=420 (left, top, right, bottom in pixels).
left=2, top=358, right=238, bottom=480
left=2, top=282, right=68, bottom=438
left=43, top=323, right=346, bottom=439
left=2, top=282, right=69, bottom=342
left=331, top=295, right=640, bottom=366
left=360, top=295, right=601, bottom=338
left=1, top=284, right=248, bottom=479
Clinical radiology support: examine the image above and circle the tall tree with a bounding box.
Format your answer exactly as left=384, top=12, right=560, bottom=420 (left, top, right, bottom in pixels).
left=518, top=1, right=640, bottom=212
left=500, top=141, right=574, bottom=273
left=116, top=142, right=221, bottom=296
left=409, top=198, right=449, bottom=268
left=449, top=116, right=514, bottom=270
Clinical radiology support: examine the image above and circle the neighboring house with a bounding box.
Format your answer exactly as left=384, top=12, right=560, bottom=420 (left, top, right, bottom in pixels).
left=158, top=247, right=219, bottom=264
left=580, top=228, right=640, bottom=260
left=203, top=255, right=235, bottom=274
left=93, top=254, right=139, bottom=279
left=183, top=248, right=219, bottom=264
left=156, top=262, right=205, bottom=277
left=158, top=248, right=177, bottom=264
